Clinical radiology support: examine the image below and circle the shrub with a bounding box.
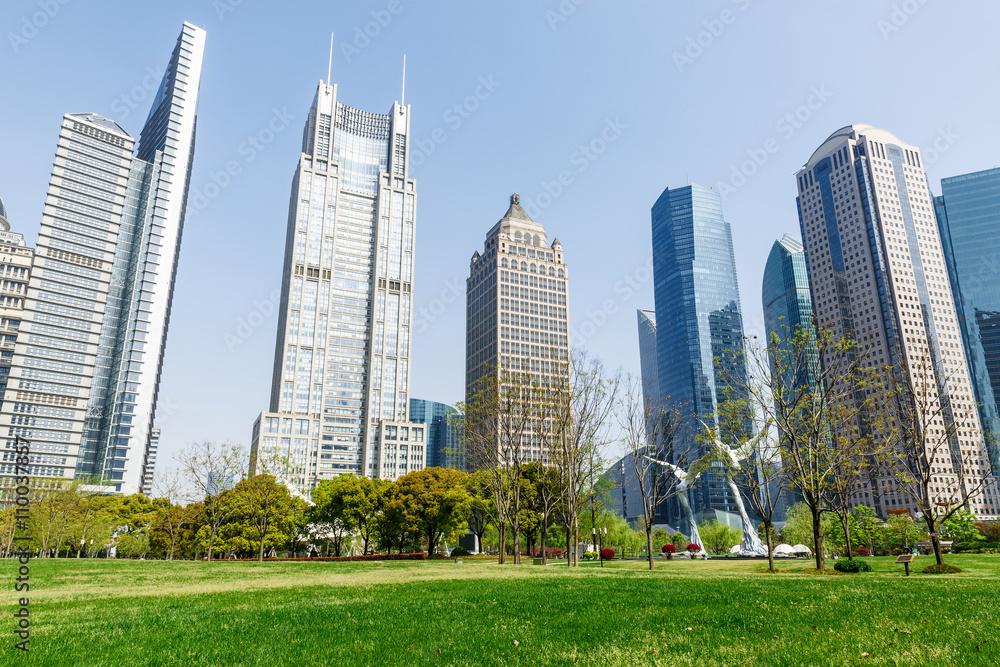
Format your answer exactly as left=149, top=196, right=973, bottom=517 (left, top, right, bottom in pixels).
left=600, top=548, right=615, bottom=560
left=953, top=541, right=1000, bottom=554
left=661, top=544, right=676, bottom=553
left=855, top=546, right=870, bottom=557
left=834, top=558, right=873, bottom=573
left=922, top=563, right=963, bottom=574
left=450, top=547, right=471, bottom=557
left=687, top=543, right=702, bottom=554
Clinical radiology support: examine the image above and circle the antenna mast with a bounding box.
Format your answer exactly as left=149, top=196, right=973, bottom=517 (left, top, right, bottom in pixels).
left=401, top=54, right=406, bottom=107
left=327, top=32, right=334, bottom=87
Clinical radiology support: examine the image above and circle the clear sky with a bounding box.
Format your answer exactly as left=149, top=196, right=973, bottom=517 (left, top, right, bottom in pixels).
left=2, top=0, right=999, bottom=470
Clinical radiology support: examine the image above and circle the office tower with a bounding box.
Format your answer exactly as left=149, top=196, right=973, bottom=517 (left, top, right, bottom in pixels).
left=0, top=24, right=206, bottom=493
left=409, top=398, right=461, bottom=469
left=762, top=235, right=816, bottom=344
left=142, top=428, right=159, bottom=496
left=935, top=167, right=1000, bottom=478
left=464, top=194, right=570, bottom=463
left=636, top=309, right=659, bottom=410
left=250, top=79, right=426, bottom=493
left=0, top=198, right=34, bottom=413
left=796, top=124, right=997, bottom=517
left=651, top=183, right=747, bottom=526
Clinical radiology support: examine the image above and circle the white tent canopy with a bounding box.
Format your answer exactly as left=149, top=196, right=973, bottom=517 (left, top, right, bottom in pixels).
left=729, top=545, right=740, bottom=554
left=792, top=544, right=812, bottom=553
left=773, top=544, right=796, bottom=555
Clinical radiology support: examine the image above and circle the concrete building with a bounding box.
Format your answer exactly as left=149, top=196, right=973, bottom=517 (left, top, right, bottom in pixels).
left=0, top=24, right=206, bottom=493
left=464, top=194, right=570, bottom=463
left=651, top=183, right=748, bottom=526
left=0, top=198, right=34, bottom=415
left=251, top=78, right=425, bottom=495
left=935, top=168, right=1000, bottom=479
left=796, top=124, right=998, bottom=517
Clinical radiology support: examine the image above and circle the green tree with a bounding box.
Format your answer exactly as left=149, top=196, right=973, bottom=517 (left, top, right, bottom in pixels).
left=942, top=508, right=979, bottom=543
left=313, top=475, right=390, bottom=555
left=231, top=474, right=296, bottom=561
left=391, top=467, right=472, bottom=555
left=699, top=520, right=743, bottom=555
left=851, top=505, right=880, bottom=555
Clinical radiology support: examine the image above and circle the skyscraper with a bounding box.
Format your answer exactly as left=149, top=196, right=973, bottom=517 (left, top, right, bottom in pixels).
left=250, top=79, right=426, bottom=492
left=0, top=198, right=34, bottom=413
left=0, top=23, right=206, bottom=493
left=651, top=183, right=747, bottom=525
left=796, top=124, right=998, bottom=517
left=409, top=398, right=461, bottom=469
left=935, top=167, right=1000, bottom=478
left=762, top=235, right=815, bottom=345
left=465, top=194, right=570, bottom=462
left=636, top=309, right=659, bottom=411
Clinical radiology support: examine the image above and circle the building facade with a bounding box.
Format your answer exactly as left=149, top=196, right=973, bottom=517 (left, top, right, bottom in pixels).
left=935, top=168, right=1000, bottom=479
left=250, top=79, right=425, bottom=494
left=0, top=23, right=206, bottom=493
left=796, top=124, right=998, bottom=517
left=651, top=183, right=748, bottom=526
left=636, top=309, right=659, bottom=411
left=465, top=194, right=570, bottom=464
left=0, top=198, right=34, bottom=414
left=409, top=398, right=461, bottom=469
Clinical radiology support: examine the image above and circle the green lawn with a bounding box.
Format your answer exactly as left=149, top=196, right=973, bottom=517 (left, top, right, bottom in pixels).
left=1, top=555, right=998, bottom=666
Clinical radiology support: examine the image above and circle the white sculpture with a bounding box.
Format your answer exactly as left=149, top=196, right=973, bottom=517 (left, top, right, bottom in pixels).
left=700, top=421, right=769, bottom=557
left=643, top=454, right=704, bottom=553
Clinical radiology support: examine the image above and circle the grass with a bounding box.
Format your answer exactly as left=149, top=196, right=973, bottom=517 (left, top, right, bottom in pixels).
left=1, top=555, right=998, bottom=666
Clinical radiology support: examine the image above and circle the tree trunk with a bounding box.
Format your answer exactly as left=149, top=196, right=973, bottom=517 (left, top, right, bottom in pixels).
left=565, top=523, right=571, bottom=567
left=207, top=525, right=216, bottom=561
left=540, top=519, right=547, bottom=565
left=498, top=521, right=506, bottom=564
left=645, top=526, right=655, bottom=571
left=930, top=527, right=944, bottom=566
left=842, top=514, right=854, bottom=560
left=765, top=521, right=775, bottom=572
left=258, top=535, right=265, bottom=562
left=811, top=506, right=825, bottom=570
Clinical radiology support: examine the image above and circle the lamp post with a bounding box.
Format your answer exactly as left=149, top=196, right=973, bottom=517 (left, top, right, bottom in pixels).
left=591, top=527, right=597, bottom=565
left=601, top=527, right=607, bottom=568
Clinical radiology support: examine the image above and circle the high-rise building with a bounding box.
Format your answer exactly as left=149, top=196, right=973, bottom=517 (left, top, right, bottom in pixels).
left=796, top=124, right=998, bottom=517
left=0, top=198, right=34, bottom=413
left=465, top=194, right=570, bottom=463
left=651, top=183, right=747, bottom=526
left=409, top=398, right=461, bottom=469
left=935, top=167, right=1000, bottom=479
left=250, top=79, right=425, bottom=493
left=762, top=235, right=815, bottom=345
left=0, top=23, right=206, bottom=493
left=636, top=309, right=659, bottom=410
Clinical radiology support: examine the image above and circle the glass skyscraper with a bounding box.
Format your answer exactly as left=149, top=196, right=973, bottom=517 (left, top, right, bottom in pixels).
left=636, top=309, right=659, bottom=411
left=762, top=235, right=815, bottom=345
left=0, top=23, right=206, bottom=494
left=409, top=398, right=461, bottom=470
left=251, top=79, right=425, bottom=493
left=651, top=183, right=747, bottom=525
left=935, top=167, right=1000, bottom=478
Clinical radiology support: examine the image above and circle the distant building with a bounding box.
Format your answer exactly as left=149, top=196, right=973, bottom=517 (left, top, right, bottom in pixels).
left=636, top=309, right=659, bottom=409
left=651, top=183, right=748, bottom=526
left=935, top=167, right=1000, bottom=479
left=0, top=198, right=33, bottom=414
left=409, top=399, right=461, bottom=470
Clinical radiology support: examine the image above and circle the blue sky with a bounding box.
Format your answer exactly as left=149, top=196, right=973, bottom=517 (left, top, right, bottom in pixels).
left=2, top=0, right=999, bottom=468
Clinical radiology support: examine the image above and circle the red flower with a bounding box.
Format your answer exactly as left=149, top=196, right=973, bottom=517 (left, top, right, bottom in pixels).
left=600, top=548, right=615, bottom=560
left=661, top=544, right=676, bottom=553
left=856, top=546, right=870, bottom=556
left=687, top=543, right=702, bottom=553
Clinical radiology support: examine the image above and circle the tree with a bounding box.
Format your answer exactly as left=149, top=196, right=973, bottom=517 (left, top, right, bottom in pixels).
left=465, top=470, right=496, bottom=555
left=942, top=508, right=979, bottom=543
left=878, top=353, right=999, bottom=565
left=851, top=505, right=881, bottom=555
left=150, top=469, right=195, bottom=561
left=521, top=462, right=562, bottom=564
left=232, top=474, right=295, bottom=561
left=391, top=468, right=472, bottom=555
left=616, top=374, right=691, bottom=570
left=699, top=520, right=742, bottom=555
left=312, top=475, right=389, bottom=555
left=178, top=441, right=247, bottom=561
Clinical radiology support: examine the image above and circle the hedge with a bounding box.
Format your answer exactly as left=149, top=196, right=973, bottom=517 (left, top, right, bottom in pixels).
left=952, top=541, right=1000, bottom=554
left=217, top=552, right=428, bottom=562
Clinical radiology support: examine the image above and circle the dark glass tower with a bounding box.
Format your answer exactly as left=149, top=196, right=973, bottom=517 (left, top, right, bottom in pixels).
left=936, top=168, right=1000, bottom=478
left=409, top=398, right=461, bottom=469
left=651, top=183, right=747, bottom=525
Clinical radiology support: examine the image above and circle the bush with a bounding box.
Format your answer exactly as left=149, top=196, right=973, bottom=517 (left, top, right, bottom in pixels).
left=953, top=541, right=1000, bottom=554
left=450, top=547, right=471, bottom=557
left=687, top=543, right=702, bottom=554
left=661, top=544, right=676, bottom=553
left=600, top=548, right=615, bottom=560
left=582, top=552, right=597, bottom=560
left=834, top=558, right=873, bottom=573
left=855, top=546, right=870, bottom=557
left=922, top=563, right=963, bottom=574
